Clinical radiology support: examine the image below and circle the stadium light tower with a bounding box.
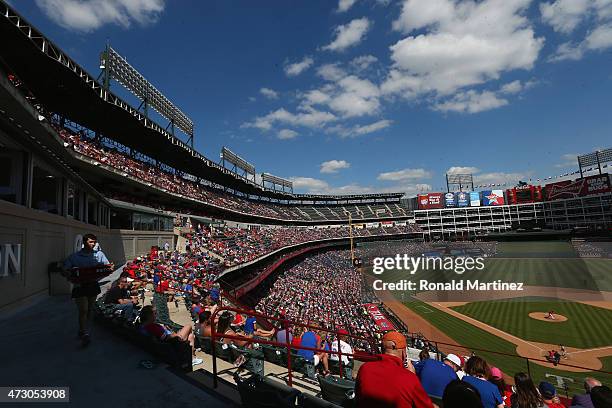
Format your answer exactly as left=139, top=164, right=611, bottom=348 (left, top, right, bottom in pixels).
left=446, top=173, right=474, bottom=192
left=98, top=44, right=195, bottom=148
left=577, top=148, right=612, bottom=177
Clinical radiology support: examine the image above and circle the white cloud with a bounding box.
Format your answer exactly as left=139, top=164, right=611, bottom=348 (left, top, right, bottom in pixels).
left=586, top=24, right=612, bottom=49
left=317, top=64, right=347, bottom=81
left=350, top=55, right=378, bottom=70
left=329, top=75, right=381, bottom=117
left=474, top=171, right=528, bottom=185
left=303, top=72, right=382, bottom=118
left=377, top=168, right=432, bottom=181
left=291, top=177, right=331, bottom=193
left=277, top=129, right=298, bottom=140
left=284, top=57, right=314, bottom=77
left=434, top=90, right=508, bottom=114
left=549, top=41, right=584, bottom=61
left=447, top=166, right=480, bottom=175
left=322, top=18, right=371, bottom=52
left=384, top=0, right=543, bottom=99
left=446, top=166, right=529, bottom=186
left=540, top=0, right=590, bottom=33
left=338, top=0, right=357, bottom=12
left=35, top=0, right=165, bottom=32
left=320, top=160, right=351, bottom=174
left=326, top=119, right=393, bottom=138
left=352, top=119, right=392, bottom=136
left=290, top=176, right=429, bottom=196
left=260, top=87, right=279, bottom=99
left=554, top=153, right=579, bottom=168
left=242, top=107, right=336, bottom=131
left=500, top=80, right=523, bottom=94
left=550, top=24, right=612, bottom=61
left=544, top=1, right=612, bottom=61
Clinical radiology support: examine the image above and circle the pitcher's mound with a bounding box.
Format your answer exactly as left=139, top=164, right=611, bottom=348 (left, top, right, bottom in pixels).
left=529, top=312, right=568, bottom=323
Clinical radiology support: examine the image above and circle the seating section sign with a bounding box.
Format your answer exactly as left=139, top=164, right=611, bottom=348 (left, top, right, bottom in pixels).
left=364, top=304, right=395, bottom=331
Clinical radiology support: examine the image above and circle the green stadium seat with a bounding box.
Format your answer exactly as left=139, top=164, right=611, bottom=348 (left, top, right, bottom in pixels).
left=235, top=374, right=300, bottom=408
left=317, top=375, right=355, bottom=407
left=299, top=393, right=342, bottom=408
left=214, top=341, right=232, bottom=362
left=262, top=344, right=284, bottom=366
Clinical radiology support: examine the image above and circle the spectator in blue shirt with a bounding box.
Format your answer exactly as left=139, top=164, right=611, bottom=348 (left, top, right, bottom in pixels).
left=297, top=329, right=329, bottom=375
left=63, top=233, right=112, bottom=345
left=418, top=354, right=461, bottom=397
left=462, top=356, right=504, bottom=408
left=243, top=315, right=257, bottom=335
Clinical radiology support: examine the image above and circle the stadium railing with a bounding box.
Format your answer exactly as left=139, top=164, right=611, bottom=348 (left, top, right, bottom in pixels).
left=209, top=305, right=381, bottom=388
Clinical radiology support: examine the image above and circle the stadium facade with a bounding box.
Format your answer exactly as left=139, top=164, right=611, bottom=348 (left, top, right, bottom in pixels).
left=0, top=1, right=611, bottom=311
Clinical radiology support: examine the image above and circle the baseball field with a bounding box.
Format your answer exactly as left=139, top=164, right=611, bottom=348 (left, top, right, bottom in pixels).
left=366, top=240, right=612, bottom=393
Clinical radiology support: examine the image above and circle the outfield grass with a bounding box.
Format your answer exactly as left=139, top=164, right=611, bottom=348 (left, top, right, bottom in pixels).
left=451, top=298, right=612, bottom=349
left=403, top=299, right=612, bottom=393
left=495, top=241, right=579, bottom=258
left=374, top=257, right=612, bottom=292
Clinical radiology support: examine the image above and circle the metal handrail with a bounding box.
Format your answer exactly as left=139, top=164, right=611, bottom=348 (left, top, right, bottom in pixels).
left=209, top=305, right=380, bottom=388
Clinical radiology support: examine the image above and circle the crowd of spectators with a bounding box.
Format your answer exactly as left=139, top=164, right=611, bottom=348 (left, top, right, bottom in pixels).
left=356, top=331, right=611, bottom=408
left=572, top=241, right=612, bottom=259
left=185, top=223, right=416, bottom=267
left=252, top=251, right=382, bottom=353
left=55, top=124, right=415, bottom=223
left=100, top=230, right=609, bottom=408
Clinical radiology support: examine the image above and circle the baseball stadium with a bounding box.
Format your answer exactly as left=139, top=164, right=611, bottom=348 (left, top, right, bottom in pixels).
left=0, top=1, right=611, bottom=408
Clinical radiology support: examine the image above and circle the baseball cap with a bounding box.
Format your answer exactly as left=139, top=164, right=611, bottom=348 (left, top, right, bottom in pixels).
left=538, top=381, right=556, bottom=399
left=337, top=329, right=349, bottom=335
left=445, top=354, right=462, bottom=368
left=490, top=366, right=503, bottom=380
left=382, top=331, right=407, bottom=349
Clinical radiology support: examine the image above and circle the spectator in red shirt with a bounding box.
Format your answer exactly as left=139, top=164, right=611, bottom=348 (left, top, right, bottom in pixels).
left=355, top=331, right=434, bottom=408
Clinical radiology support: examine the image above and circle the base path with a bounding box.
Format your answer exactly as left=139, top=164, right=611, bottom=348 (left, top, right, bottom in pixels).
left=429, top=302, right=606, bottom=372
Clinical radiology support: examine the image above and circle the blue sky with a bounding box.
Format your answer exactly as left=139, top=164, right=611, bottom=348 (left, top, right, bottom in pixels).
left=11, top=0, right=612, bottom=195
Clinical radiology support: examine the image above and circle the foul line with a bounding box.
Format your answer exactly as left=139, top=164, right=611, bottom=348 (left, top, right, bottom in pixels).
left=433, top=303, right=545, bottom=353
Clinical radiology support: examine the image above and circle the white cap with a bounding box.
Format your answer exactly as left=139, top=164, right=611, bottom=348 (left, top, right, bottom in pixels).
left=445, top=353, right=462, bottom=368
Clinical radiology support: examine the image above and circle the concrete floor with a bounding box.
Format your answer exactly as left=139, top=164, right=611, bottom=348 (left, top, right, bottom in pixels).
left=0, top=295, right=232, bottom=408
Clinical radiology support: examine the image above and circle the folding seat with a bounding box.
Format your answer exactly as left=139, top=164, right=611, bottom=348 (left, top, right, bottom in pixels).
left=234, top=374, right=300, bottom=408
left=299, top=393, right=342, bottom=408
left=317, top=375, right=355, bottom=407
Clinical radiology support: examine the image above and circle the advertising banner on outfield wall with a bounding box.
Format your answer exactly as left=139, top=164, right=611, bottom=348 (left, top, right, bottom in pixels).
left=456, top=191, right=469, bottom=207
left=469, top=192, right=481, bottom=206
left=544, top=173, right=611, bottom=200
left=481, top=189, right=505, bottom=206
left=364, top=303, right=395, bottom=331
left=444, top=192, right=456, bottom=207
left=418, top=193, right=444, bottom=209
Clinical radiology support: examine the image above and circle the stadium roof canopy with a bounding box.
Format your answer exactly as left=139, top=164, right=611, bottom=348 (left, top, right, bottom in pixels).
left=0, top=2, right=402, bottom=203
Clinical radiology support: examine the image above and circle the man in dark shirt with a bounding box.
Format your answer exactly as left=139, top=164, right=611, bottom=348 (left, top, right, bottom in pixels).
left=572, top=377, right=602, bottom=408
left=356, top=331, right=434, bottom=408
left=104, top=275, right=138, bottom=321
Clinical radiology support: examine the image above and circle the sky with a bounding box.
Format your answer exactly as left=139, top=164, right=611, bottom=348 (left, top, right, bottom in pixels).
left=9, top=0, right=612, bottom=195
